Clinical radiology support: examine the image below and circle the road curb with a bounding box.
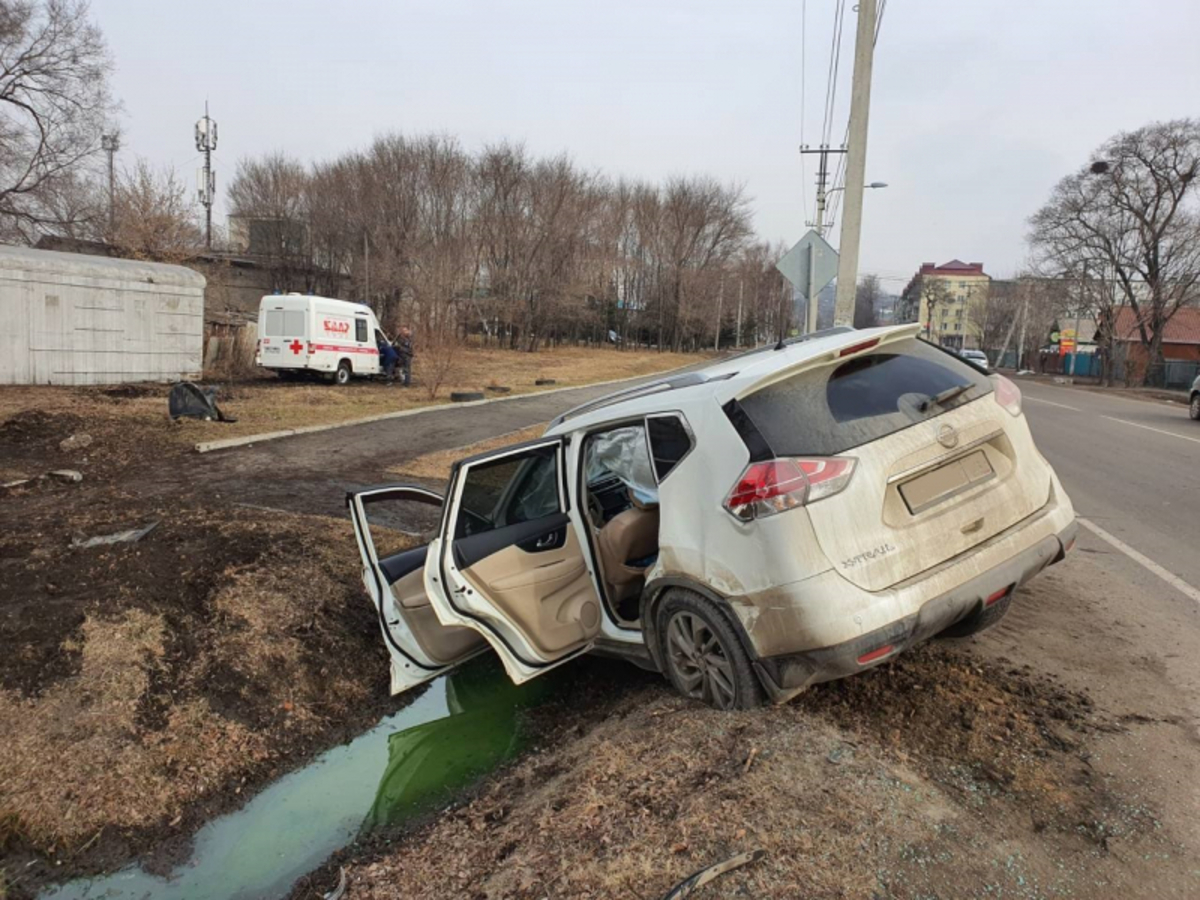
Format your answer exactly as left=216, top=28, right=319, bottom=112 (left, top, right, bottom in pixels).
left=194, top=365, right=693, bottom=453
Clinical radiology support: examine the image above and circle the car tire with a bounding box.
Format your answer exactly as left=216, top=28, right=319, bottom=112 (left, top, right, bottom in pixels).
left=657, top=589, right=763, bottom=710
left=334, top=361, right=352, bottom=386
left=1190, top=393, right=1200, bottom=421
left=938, top=593, right=1012, bottom=639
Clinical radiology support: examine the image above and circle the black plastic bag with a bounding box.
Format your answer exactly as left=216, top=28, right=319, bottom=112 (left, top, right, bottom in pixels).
left=168, top=382, right=237, bottom=423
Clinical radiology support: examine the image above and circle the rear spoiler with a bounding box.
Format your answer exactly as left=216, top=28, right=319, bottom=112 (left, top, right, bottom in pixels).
left=724, top=324, right=922, bottom=403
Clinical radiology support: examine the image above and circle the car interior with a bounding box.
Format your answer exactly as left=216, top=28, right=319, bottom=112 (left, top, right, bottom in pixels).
left=581, top=424, right=661, bottom=624
left=360, top=498, right=487, bottom=665
left=451, top=448, right=602, bottom=658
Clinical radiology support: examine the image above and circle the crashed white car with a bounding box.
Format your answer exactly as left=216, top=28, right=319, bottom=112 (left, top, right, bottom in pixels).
left=348, top=325, right=1077, bottom=709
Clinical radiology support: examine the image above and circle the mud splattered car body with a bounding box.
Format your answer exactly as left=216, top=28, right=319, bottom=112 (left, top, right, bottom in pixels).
left=349, top=325, right=1076, bottom=708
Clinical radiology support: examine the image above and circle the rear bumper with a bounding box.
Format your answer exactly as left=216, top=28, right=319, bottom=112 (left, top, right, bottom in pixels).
left=750, top=515, right=1076, bottom=704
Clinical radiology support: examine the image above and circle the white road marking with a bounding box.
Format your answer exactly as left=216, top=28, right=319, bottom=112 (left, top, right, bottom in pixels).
left=1024, top=396, right=1081, bottom=411
left=1078, top=517, right=1200, bottom=607
left=1100, top=415, right=1200, bottom=445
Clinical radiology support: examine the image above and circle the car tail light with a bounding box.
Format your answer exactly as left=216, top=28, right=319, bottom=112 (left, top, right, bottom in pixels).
left=838, top=338, right=880, bottom=358
left=723, top=457, right=857, bottom=521
left=991, top=374, right=1022, bottom=417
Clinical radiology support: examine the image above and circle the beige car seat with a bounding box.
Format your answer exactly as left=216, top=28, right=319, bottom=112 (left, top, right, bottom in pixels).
left=596, top=505, right=660, bottom=605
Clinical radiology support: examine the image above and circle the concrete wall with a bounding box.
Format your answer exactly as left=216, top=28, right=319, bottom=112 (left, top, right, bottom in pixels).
left=0, top=245, right=206, bottom=385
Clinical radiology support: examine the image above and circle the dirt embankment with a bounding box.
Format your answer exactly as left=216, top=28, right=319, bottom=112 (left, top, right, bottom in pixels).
left=311, top=644, right=1172, bottom=900
left=0, top=490, right=398, bottom=896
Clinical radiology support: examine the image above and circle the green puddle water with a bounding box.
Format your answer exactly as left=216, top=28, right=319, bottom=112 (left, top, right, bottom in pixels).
left=41, top=657, right=547, bottom=900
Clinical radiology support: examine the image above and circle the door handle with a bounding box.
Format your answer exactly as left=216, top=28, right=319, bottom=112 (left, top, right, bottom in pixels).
left=535, top=533, right=557, bottom=549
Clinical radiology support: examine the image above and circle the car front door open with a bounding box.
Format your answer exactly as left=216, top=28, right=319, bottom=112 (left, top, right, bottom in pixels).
left=347, top=485, right=488, bottom=695
left=427, top=439, right=603, bottom=684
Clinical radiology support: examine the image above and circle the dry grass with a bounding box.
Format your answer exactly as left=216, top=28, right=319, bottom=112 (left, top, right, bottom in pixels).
left=342, top=689, right=938, bottom=899
left=387, top=423, right=548, bottom=482
left=336, top=645, right=1140, bottom=900
left=0, top=348, right=700, bottom=465
left=0, top=507, right=379, bottom=856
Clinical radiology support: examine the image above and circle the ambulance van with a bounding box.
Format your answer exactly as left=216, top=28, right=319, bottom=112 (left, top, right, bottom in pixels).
left=256, top=294, right=384, bottom=384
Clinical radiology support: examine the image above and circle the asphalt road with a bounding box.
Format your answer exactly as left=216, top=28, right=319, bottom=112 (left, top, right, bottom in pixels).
left=180, top=373, right=686, bottom=518
left=1019, top=380, right=1200, bottom=590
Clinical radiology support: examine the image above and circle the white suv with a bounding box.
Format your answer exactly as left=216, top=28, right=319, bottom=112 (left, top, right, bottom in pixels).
left=348, top=325, right=1077, bottom=709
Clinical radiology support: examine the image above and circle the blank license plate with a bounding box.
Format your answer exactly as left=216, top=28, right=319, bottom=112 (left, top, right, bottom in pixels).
left=900, top=450, right=995, bottom=514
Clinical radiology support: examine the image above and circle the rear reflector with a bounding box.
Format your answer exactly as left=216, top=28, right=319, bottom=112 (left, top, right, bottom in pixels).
left=991, top=374, right=1022, bottom=417
left=857, top=645, right=894, bottom=665
left=838, top=338, right=881, bottom=358
left=985, top=586, right=1010, bottom=607
left=723, top=456, right=857, bottom=521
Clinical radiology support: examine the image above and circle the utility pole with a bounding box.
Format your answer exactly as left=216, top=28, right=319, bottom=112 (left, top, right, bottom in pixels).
left=800, top=145, right=846, bottom=333
left=1070, top=263, right=1086, bottom=377
left=832, top=0, right=878, bottom=326
left=736, top=279, right=744, bottom=348
left=101, top=132, right=120, bottom=238
left=195, top=103, right=218, bottom=250
left=714, top=273, right=725, bottom=352
left=1017, top=288, right=1029, bottom=372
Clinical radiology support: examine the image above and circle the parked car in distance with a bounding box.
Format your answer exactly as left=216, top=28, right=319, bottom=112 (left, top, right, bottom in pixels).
left=958, top=348, right=992, bottom=372
left=348, top=325, right=1077, bottom=709
left=1190, top=374, right=1200, bottom=421
left=255, top=294, right=385, bottom=385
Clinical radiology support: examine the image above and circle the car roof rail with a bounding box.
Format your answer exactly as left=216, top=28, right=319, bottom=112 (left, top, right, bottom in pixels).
left=548, top=370, right=736, bottom=429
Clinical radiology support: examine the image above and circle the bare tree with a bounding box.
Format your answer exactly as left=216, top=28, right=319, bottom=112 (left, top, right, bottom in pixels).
left=226, top=151, right=314, bottom=290
left=107, top=160, right=201, bottom=262
left=0, top=0, right=113, bottom=239
left=919, top=278, right=953, bottom=343
left=854, top=274, right=880, bottom=329
left=968, top=279, right=1018, bottom=358
left=1029, top=119, right=1200, bottom=384
left=233, top=132, right=764, bottom=357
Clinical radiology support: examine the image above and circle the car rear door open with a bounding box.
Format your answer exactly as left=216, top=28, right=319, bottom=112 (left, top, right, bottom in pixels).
left=348, top=485, right=487, bottom=694
left=429, top=439, right=603, bottom=685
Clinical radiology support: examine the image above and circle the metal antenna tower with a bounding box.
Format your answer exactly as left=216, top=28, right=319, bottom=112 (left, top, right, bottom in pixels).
left=195, top=103, right=218, bottom=249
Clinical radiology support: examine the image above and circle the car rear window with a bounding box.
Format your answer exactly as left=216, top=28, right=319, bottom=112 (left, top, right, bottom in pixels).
left=736, top=338, right=994, bottom=457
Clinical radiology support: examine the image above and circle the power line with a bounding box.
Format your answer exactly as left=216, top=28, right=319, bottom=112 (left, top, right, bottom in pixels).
left=799, top=0, right=809, bottom=223
left=826, top=0, right=887, bottom=228
left=820, top=0, right=847, bottom=148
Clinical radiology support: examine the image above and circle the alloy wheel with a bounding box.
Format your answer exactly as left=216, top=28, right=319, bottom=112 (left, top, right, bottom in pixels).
left=666, top=611, right=737, bottom=710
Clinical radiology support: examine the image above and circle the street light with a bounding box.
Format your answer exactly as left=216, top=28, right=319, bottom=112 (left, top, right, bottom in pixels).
left=827, top=181, right=888, bottom=197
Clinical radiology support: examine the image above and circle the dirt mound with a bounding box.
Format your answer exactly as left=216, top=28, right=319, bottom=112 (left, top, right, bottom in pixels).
left=0, top=502, right=398, bottom=895
left=0, top=409, right=85, bottom=450
left=96, top=383, right=164, bottom=401
left=800, top=643, right=1095, bottom=796
left=322, top=646, right=1163, bottom=900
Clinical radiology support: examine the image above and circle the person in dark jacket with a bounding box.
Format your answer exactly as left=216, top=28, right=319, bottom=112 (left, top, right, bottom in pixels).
left=377, top=333, right=399, bottom=382
left=393, top=327, right=415, bottom=387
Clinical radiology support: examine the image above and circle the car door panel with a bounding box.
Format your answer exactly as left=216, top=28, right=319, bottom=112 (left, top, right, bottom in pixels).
left=347, top=485, right=487, bottom=695
left=460, top=526, right=598, bottom=657
left=390, top=567, right=486, bottom=661
left=429, top=439, right=603, bottom=684
left=378, top=544, right=429, bottom=588
left=452, top=512, right=571, bottom=570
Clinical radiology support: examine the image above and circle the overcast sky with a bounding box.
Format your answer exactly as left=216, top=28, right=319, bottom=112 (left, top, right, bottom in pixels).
left=97, top=0, right=1199, bottom=291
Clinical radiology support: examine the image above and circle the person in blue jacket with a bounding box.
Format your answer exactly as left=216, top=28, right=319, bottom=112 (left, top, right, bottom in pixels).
left=377, top=333, right=399, bottom=382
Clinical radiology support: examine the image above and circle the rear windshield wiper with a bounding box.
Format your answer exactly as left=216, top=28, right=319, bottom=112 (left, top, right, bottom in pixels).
left=918, top=382, right=973, bottom=413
